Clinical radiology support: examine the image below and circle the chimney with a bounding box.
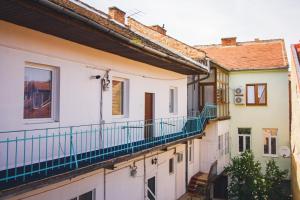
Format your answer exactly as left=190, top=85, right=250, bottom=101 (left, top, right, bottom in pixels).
left=221, top=37, right=237, bottom=46
left=108, top=7, right=125, bottom=24
left=149, top=25, right=167, bottom=35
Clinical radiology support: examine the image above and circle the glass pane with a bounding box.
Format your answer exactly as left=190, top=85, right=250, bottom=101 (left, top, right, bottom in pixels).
left=258, top=85, right=266, bottom=104
left=271, top=137, right=276, bottom=154
left=169, top=158, right=174, bottom=173
left=24, top=67, right=52, bottom=119
left=247, top=85, right=255, bottom=104
left=169, top=89, right=174, bottom=113
left=264, top=137, right=269, bottom=154
left=204, top=85, right=214, bottom=105
left=245, top=136, right=250, bottom=150
left=148, top=177, right=156, bottom=195
left=239, top=136, right=244, bottom=152
left=79, top=191, right=93, bottom=200
left=238, top=128, right=251, bottom=135
left=112, top=80, right=124, bottom=115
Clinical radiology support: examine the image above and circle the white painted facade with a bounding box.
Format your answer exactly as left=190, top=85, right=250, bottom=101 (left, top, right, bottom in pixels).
left=0, top=20, right=212, bottom=200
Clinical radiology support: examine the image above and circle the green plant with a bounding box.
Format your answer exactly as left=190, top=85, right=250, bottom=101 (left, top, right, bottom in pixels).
left=225, top=151, right=289, bottom=200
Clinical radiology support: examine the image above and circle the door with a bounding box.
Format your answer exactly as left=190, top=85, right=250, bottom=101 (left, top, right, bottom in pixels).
left=147, top=176, right=156, bottom=200
left=145, top=93, right=154, bottom=139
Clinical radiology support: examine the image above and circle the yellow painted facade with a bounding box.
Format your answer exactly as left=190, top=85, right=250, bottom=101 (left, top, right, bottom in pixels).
left=229, top=69, right=290, bottom=173
left=291, top=45, right=300, bottom=200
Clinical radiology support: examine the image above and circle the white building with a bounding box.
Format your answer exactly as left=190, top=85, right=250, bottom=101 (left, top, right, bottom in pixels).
left=0, top=1, right=216, bottom=200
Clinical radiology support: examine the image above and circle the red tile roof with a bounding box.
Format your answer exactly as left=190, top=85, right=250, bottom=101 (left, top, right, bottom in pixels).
left=195, top=39, right=289, bottom=71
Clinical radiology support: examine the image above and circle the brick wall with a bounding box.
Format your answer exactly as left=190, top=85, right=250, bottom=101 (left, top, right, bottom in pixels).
left=127, top=17, right=206, bottom=60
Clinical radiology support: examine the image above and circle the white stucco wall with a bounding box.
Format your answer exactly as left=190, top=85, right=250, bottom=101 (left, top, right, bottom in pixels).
left=0, top=20, right=187, bottom=132
left=229, top=70, right=290, bottom=173
left=0, top=20, right=189, bottom=170
left=9, top=143, right=189, bottom=200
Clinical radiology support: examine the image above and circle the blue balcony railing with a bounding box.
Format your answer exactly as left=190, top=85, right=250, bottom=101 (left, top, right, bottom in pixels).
left=0, top=104, right=216, bottom=189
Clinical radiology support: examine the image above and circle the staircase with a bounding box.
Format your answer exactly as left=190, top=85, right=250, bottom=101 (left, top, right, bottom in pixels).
left=187, top=161, right=218, bottom=200
left=188, top=172, right=209, bottom=195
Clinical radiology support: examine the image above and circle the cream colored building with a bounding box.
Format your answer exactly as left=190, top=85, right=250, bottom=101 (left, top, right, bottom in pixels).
left=198, top=38, right=290, bottom=173
left=291, top=43, right=300, bottom=199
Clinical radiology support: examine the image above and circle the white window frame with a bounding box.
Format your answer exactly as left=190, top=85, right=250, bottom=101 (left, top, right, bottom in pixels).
left=112, top=77, right=129, bottom=118
left=263, top=128, right=278, bottom=157
left=238, top=128, right=251, bottom=153
left=169, top=87, right=178, bottom=114
left=70, top=189, right=96, bottom=200
left=24, top=62, right=59, bottom=124
left=188, top=140, right=194, bottom=163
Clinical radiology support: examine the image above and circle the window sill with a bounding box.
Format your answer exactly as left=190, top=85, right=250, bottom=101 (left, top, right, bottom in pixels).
left=24, top=119, right=59, bottom=125
left=262, top=154, right=278, bottom=158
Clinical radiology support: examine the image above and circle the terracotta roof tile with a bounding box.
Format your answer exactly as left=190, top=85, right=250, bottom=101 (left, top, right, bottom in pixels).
left=195, top=39, right=288, bottom=71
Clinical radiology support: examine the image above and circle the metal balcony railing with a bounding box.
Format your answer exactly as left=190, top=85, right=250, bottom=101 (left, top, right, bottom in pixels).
left=0, top=104, right=216, bottom=188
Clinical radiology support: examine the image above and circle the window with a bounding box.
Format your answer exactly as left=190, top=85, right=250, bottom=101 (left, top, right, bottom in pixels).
left=225, top=132, right=229, bottom=154
left=169, top=87, right=177, bottom=113
left=177, top=152, right=183, bottom=163
left=238, top=128, right=251, bottom=153
left=112, top=78, right=128, bottom=116
left=218, top=135, right=224, bottom=156
left=188, top=140, right=194, bottom=162
left=70, top=190, right=95, bottom=200
left=263, top=128, right=278, bottom=156
left=169, top=158, right=174, bottom=174
left=24, top=65, right=58, bottom=121
left=246, top=83, right=267, bottom=105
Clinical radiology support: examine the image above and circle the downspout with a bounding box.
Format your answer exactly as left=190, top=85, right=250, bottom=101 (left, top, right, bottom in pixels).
left=144, top=155, right=146, bottom=200
left=36, top=0, right=209, bottom=73
left=185, top=141, right=189, bottom=192
left=104, top=168, right=106, bottom=200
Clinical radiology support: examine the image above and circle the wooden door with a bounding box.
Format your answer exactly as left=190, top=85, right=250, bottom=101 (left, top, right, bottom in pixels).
left=145, top=93, right=154, bottom=139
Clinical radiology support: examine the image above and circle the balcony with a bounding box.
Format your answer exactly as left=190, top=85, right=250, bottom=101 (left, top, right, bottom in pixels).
left=0, top=104, right=216, bottom=190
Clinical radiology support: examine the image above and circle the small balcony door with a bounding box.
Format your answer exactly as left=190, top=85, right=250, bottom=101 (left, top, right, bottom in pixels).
left=145, top=93, right=154, bottom=139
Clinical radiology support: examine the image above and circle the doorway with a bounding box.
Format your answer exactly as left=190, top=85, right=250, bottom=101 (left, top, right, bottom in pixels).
left=145, top=93, right=154, bottom=139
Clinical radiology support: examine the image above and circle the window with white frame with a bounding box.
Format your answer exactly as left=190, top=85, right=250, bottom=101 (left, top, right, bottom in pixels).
left=112, top=78, right=128, bottom=116
left=24, top=65, right=59, bottom=121
left=169, top=87, right=177, bottom=113
left=263, top=128, right=278, bottom=156
left=238, top=128, right=251, bottom=153
left=188, top=140, right=194, bottom=163
left=70, top=189, right=95, bottom=200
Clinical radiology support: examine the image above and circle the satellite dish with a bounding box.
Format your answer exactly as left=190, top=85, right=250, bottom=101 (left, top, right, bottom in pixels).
left=279, top=146, right=291, bottom=158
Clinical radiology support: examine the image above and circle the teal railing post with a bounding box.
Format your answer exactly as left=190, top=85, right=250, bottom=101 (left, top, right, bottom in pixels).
left=70, top=126, right=79, bottom=169
left=126, top=121, right=130, bottom=153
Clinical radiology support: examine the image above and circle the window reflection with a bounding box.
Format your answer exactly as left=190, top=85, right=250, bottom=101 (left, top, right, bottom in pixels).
left=24, top=67, right=52, bottom=119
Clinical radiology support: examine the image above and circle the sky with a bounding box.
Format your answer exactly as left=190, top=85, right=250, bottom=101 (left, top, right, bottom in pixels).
left=83, top=0, right=299, bottom=60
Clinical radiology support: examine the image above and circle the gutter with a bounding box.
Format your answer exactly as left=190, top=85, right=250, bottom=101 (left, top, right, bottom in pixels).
left=36, top=0, right=208, bottom=73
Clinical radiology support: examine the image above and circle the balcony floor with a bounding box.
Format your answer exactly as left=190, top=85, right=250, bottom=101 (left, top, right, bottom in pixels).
left=0, top=129, right=204, bottom=191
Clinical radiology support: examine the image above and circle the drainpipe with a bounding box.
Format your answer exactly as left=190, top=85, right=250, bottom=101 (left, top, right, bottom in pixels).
left=143, top=155, right=146, bottom=200
left=36, top=0, right=208, bottom=73
left=104, top=169, right=106, bottom=200
left=185, top=141, right=189, bottom=191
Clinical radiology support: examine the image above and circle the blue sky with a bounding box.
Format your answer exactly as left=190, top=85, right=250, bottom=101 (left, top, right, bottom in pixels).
left=83, top=0, right=299, bottom=59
